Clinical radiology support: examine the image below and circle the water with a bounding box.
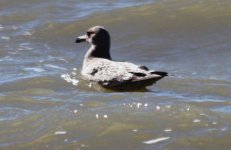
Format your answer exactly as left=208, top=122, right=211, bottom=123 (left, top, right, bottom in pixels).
left=1, top=0, right=231, bottom=149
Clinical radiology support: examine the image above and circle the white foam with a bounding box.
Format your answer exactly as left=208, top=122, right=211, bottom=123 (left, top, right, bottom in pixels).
left=144, top=103, right=148, bottom=107
left=45, top=64, right=66, bottom=70
left=143, top=137, right=170, bottom=144
left=19, top=44, right=34, bottom=50
left=8, top=52, right=18, bottom=55
left=129, top=104, right=133, bottom=108
left=156, top=106, right=160, bottom=110
left=136, top=102, right=142, bottom=108
left=193, top=119, right=201, bottom=123
left=0, top=24, right=3, bottom=31
left=20, top=43, right=30, bottom=46
left=132, top=129, right=138, bottom=132
left=58, top=58, right=68, bottom=63
left=165, top=105, right=172, bottom=109
left=22, top=31, right=32, bottom=36
left=1, top=36, right=10, bottom=40
left=212, top=122, right=217, bottom=125
left=95, top=114, right=108, bottom=119
left=11, top=25, right=18, bottom=30
left=24, top=67, right=45, bottom=72
left=81, top=144, right=86, bottom=147
left=164, top=129, right=172, bottom=132
left=87, top=82, right=92, bottom=87
left=54, top=131, right=67, bottom=135
left=96, top=114, right=99, bottom=119
left=61, top=73, right=79, bottom=86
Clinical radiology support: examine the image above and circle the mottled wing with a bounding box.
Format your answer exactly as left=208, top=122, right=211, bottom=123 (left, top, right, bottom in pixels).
left=81, top=59, right=134, bottom=86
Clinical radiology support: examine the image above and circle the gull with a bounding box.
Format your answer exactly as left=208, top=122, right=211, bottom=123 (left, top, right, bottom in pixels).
left=75, top=26, right=167, bottom=90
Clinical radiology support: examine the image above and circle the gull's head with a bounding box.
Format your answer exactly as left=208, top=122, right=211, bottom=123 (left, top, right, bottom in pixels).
left=76, top=26, right=110, bottom=46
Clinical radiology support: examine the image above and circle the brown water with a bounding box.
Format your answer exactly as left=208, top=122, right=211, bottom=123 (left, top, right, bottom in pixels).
left=1, top=0, right=231, bottom=149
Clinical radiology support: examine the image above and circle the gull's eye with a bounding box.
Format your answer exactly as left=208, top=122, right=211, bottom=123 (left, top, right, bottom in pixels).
left=87, top=31, right=94, bottom=37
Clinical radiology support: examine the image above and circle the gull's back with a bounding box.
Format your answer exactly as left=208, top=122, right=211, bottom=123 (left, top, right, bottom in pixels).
left=81, top=58, right=165, bottom=90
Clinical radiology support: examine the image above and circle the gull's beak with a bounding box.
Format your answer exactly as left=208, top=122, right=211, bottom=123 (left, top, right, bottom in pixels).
left=75, top=34, right=87, bottom=43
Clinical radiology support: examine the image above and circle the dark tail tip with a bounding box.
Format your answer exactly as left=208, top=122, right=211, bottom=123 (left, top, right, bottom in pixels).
left=152, top=71, right=168, bottom=77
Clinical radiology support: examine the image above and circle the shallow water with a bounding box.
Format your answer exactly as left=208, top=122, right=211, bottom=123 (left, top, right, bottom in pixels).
left=1, top=0, right=231, bottom=149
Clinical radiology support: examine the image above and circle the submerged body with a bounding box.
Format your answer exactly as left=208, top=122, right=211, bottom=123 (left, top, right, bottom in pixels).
left=76, top=26, right=167, bottom=90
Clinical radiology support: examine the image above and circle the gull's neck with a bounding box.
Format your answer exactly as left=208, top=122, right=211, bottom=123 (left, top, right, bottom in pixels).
left=85, top=44, right=111, bottom=60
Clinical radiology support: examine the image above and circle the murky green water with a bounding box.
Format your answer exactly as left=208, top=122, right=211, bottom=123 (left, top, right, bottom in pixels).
left=1, top=0, right=231, bottom=149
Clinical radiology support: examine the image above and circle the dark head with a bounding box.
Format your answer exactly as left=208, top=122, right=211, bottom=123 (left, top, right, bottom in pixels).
left=76, top=26, right=111, bottom=59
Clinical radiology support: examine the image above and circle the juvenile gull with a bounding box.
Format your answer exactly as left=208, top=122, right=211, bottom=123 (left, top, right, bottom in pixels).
left=76, top=26, right=167, bottom=90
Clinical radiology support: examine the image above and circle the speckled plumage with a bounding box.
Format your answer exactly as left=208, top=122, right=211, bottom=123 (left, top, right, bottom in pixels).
left=76, top=26, right=167, bottom=89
